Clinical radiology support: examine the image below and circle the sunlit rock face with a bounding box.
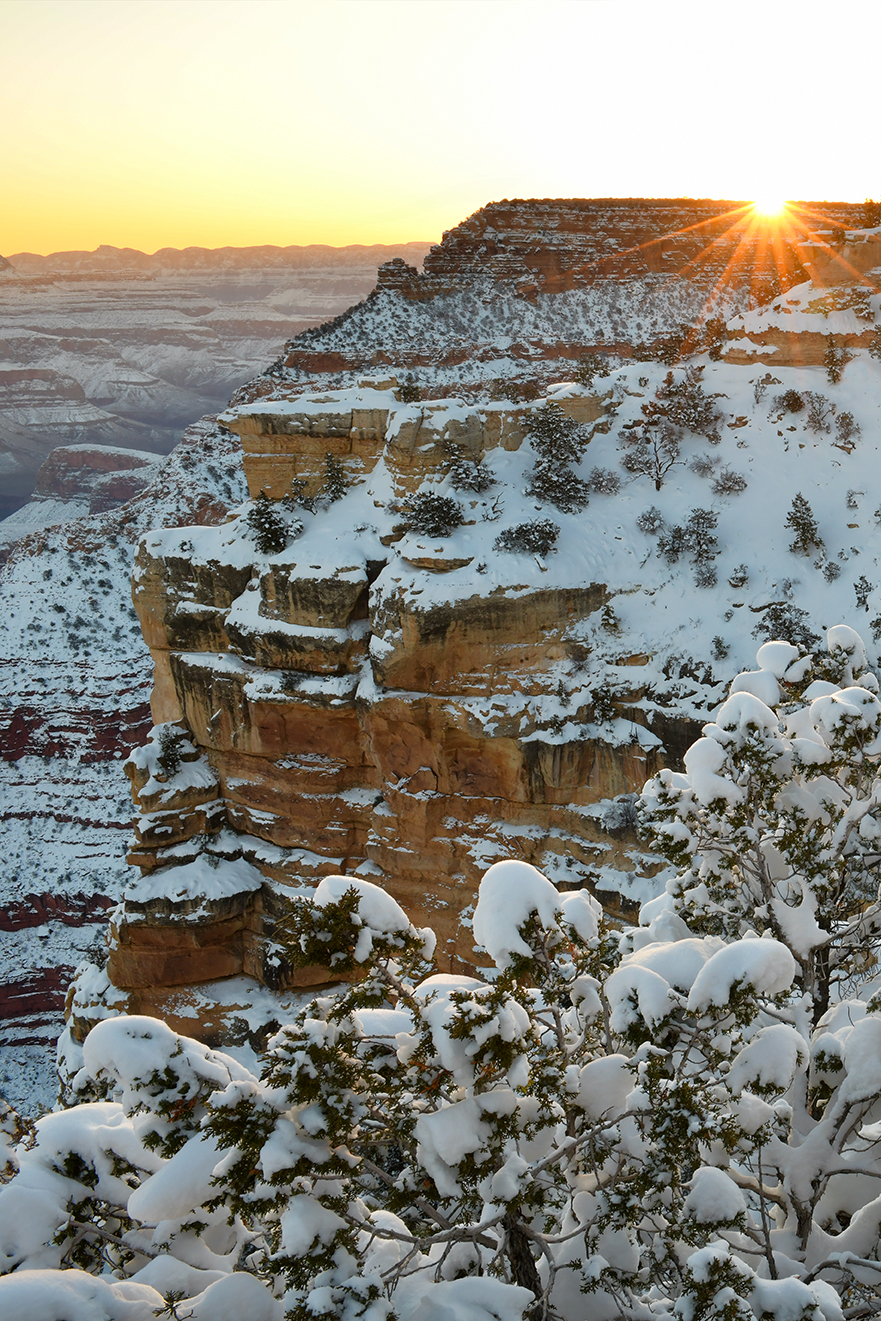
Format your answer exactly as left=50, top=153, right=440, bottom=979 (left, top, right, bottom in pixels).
left=84, top=195, right=881, bottom=1040
left=272, top=197, right=867, bottom=388
left=109, top=383, right=679, bottom=1001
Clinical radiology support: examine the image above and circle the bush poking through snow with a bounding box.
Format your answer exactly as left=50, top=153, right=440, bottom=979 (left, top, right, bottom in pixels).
left=448, top=458, right=495, bottom=493
left=804, top=391, right=836, bottom=434
left=775, top=388, right=804, bottom=414
left=494, top=519, right=560, bottom=557
left=526, top=462, right=590, bottom=513
left=406, top=490, right=464, bottom=538
left=835, top=411, right=860, bottom=445
left=586, top=466, right=621, bottom=495
left=711, top=466, right=748, bottom=496
left=636, top=505, right=665, bottom=535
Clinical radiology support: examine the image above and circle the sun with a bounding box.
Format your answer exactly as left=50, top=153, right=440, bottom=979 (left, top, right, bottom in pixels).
left=752, top=195, right=788, bottom=219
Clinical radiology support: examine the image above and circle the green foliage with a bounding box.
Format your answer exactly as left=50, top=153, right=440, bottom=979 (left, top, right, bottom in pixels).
left=824, top=336, right=850, bottom=385
left=405, top=490, right=464, bottom=538
left=524, top=402, right=587, bottom=466
left=494, top=519, right=560, bottom=557
left=526, top=462, right=590, bottom=512
left=246, top=491, right=289, bottom=555
left=785, top=491, right=823, bottom=556
left=321, top=452, right=349, bottom=504
left=155, top=725, right=183, bottom=778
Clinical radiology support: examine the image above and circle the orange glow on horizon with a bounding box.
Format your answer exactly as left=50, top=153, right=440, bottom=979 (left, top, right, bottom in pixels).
left=1, top=1, right=877, bottom=257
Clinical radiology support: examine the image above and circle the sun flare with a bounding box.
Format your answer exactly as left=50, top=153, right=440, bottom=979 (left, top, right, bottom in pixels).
left=752, top=196, right=788, bottom=219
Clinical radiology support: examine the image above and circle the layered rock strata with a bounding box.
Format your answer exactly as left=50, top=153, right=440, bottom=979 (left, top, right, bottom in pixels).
left=278, top=198, right=868, bottom=385
left=110, top=383, right=679, bottom=1001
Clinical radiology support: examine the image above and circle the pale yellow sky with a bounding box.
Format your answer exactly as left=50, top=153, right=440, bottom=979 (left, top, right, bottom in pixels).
left=2, top=0, right=878, bottom=255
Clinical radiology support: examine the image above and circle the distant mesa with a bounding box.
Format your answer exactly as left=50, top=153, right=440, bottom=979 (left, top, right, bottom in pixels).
left=6, top=241, right=434, bottom=276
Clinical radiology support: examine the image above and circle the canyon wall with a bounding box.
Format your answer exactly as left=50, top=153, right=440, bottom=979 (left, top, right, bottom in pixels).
left=107, top=383, right=679, bottom=1011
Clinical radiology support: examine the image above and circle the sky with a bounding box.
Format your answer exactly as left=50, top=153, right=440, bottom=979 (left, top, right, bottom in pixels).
left=2, top=0, right=879, bottom=256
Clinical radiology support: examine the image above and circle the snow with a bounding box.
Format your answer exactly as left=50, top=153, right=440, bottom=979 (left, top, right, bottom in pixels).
left=574, top=1053, right=633, bottom=1120
left=839, top=1014, right=881, bottom=1103
left=279, top=1193, right=346, bottom=1256
left=683, top=1166, right=746, bottom=1223
left=123, top=853, right=264, bottom=906
left=404, top=1276, right=535, bottom=1321
left=728, top=1023, right=808, bottom=1094
left=687, top=937, right=797, bottom=1012
left=0, top=1268, right=165, bottom=1321
left=472, top=859, right=563, bottom=967
left=127, top=1132, right=222, bottom=1223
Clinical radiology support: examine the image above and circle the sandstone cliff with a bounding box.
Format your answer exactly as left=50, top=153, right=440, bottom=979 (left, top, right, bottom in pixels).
left=270, top=198, right=867, bottom=391
left=109, top=383, right=672, bottom=1007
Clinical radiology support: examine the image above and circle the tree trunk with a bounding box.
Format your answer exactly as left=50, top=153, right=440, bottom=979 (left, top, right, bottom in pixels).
left=503, top=1213, right=543, bottom=1318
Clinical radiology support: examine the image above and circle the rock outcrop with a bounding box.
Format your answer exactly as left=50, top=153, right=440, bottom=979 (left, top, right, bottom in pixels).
left=277, top=198, right=868, bottom=388
left=107, top=382, right=684, bottom=1008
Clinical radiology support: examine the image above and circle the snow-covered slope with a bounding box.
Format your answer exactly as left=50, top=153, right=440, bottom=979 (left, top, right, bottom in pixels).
left=0, top=419, right=247, bottom=1110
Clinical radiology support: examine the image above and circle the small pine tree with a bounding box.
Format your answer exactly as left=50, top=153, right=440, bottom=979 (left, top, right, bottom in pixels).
left=321, top=452, right=348, bottom=503
left=524, top=402, right=587, bottom=466
left=824, top=335, right=849, bottom=384
left=245, top=491, right=288, bottom=555
left=785, top=491, right=823, bottom=556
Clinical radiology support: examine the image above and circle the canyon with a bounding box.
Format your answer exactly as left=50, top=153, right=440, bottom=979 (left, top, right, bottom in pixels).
left=2, top=197, right=880, bottom=1106
left=0, top=241, right=430, bottom=520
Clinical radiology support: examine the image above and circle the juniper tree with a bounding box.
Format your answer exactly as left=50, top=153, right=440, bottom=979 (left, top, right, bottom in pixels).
left=526, top=463, right=590, bottom=513
left=406, top=490, right=464, bottom=538
left=494, top=519, right=560, bottom=557
left=824, top=336, right=849, bottom=384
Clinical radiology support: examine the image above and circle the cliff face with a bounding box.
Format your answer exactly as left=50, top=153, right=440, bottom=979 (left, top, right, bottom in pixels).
left=276, top=198, right=867, bottom=387
left=97, top=201, right=881, bottom=1038
left=109, top=385, right=669, bottom=1004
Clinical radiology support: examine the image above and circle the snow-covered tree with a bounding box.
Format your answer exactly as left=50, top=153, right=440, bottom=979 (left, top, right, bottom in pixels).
left=8, top=630, right=881, bottom=1319
left=406, top=490, right=464, bottom=538
left=246, top=491, right=292, bottom=555
left=785, top=492, right=824, bottom=557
